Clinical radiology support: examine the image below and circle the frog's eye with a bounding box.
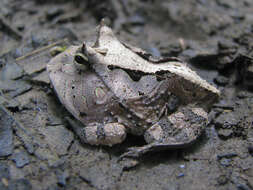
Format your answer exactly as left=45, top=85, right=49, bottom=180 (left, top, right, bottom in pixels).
left=74, top=53, right=89, bottom=65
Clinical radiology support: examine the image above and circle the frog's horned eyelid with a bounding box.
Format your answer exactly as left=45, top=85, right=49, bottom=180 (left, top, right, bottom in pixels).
left=100, top=18, right=107, bottom=26
left=81, top=42, right=88, bottom=55
left=82, top=43, right=92, bottom=57
left=82, top=42, right=87, bottom=52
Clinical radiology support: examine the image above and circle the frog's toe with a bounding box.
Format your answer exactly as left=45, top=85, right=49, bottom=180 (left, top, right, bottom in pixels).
left=90, top=122, right=127, bottom=146
left=66, top=117, right=126, bottom=146
left=119, top=146, right=149, bottom=159
left=145, top=106, right=208, bottom=147
left=119, top=148, right=140, bottom=159
left=119, top=143, right=169, bottom=159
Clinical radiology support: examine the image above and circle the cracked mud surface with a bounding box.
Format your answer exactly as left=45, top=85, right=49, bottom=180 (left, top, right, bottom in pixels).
left=0, top=0, right=253, bottom=190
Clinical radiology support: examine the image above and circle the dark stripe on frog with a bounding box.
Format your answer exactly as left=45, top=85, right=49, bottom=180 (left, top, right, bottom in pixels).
left=107, top=65, right=148, bottom=82
left=180, top=107, right=207, bottom=141
left=157, top=117, right=179, bottom=139
left=181, top=107, right=207, bottom=124
left=96, top=123, right=106, bottom=140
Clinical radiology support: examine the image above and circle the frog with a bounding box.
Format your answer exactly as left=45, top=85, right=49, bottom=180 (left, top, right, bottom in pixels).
left=47, top=20, right=220, bottom=158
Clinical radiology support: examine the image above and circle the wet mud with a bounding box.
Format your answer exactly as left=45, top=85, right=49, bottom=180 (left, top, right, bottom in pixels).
left=0, top=0, right=253, bottom=190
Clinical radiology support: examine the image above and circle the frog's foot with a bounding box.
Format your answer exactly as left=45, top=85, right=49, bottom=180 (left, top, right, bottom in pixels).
left=120, top=106, right=208, bottom=159
left=65, top=117, right=127, bottom=146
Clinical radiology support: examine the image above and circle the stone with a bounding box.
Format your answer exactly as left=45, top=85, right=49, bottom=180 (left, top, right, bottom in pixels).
left=40, top=125, right=74, bottom=156
left=34, top=147, right=61, bottom=167
left=14, top=126, right=35, bottom=154
left=0, top=162, right=10, bottom=190
left=214, top=112, right=239, bottom=129
left=219, top=158, right=232, bottom=167
left=0, top=63, right=24, bottom=81
left=34, top=147, right=58, bottom=161
left=11, top=151, right=30, bottom=168
left=9, top=165, right=25, bottom=179
left=56, top=170, right=69, bottom=187
left=217, top=129, right=233, bottom=140
left=8, top=179, right=32, bottom=190
left=216, top=174, right=229, bottom=185
left=0, top=80, right=32, bottom=98
left=0, top=162, right=10, bottom=179
left=0, top=106, right=13, bottom=157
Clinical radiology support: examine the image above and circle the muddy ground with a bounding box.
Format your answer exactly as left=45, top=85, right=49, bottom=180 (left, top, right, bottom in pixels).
left=0, top=0, right=253, bottom=190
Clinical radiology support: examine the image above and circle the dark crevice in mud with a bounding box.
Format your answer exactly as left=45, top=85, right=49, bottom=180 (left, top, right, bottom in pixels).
left=124, top=134, right=147, bottom=147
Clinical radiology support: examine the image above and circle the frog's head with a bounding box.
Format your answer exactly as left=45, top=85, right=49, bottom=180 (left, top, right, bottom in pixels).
left=73, top=19, right=117, bottom=69
left=73, top=44, right=89, bottom=66
left=73, top=42, right=109, bottom=72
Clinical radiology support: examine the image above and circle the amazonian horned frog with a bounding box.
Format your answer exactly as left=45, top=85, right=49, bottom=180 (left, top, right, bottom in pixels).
left=47, top=20, right=220, bottom=158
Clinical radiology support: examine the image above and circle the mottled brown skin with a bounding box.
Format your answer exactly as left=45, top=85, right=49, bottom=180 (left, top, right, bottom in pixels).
left=47, top=21, right=220, bottom=158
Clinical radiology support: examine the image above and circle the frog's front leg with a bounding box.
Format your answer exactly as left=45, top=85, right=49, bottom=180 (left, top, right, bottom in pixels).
left=65, top=117, right=127, bottom=146
left=120, top=106, right=208, bottom=159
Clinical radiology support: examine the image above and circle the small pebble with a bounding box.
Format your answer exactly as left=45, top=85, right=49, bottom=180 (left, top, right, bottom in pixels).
left=11, top=151, right=30, bottom=168
left=217, top=174, right=228, bottom=185
left=56, top=170, right=69, bottom=187
left=0, top=107, right=14, bottom=157
left=0, top=63, right=24, bottom=81
left=219, top=158, right=231, bottom=167
left=177, top=173, right=184, bottom=178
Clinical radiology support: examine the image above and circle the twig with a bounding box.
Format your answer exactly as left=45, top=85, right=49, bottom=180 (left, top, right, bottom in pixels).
left=16, top=38, right=68, bottom=62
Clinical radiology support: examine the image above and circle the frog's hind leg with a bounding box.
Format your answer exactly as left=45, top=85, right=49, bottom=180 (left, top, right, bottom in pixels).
left=65, top=117, right=127, bottom=146
left=120, top=106, right=208, bottom=159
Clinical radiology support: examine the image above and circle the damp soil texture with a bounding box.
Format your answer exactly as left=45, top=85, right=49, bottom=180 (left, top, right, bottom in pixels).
left=0, top=0, right=253, bottom=190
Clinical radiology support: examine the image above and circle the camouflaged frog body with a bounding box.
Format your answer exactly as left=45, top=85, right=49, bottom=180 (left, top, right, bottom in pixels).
left=47, top=21, right=220, bottom=157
